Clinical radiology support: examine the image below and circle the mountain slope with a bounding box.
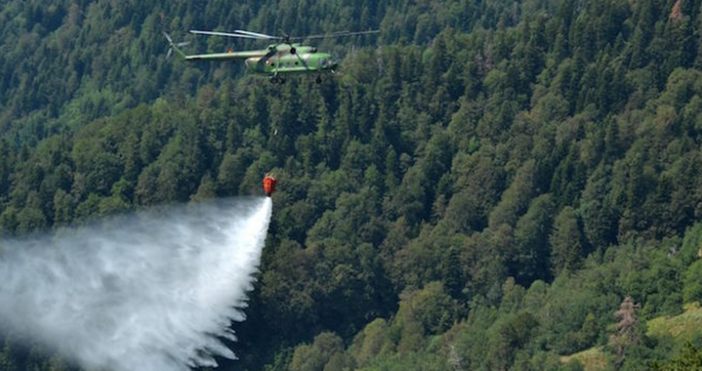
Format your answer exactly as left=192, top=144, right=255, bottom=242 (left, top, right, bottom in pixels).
left=2, top=0, right=702, bottom=370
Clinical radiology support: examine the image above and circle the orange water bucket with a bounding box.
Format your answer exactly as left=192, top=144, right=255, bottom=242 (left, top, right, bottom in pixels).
left=263, top=174, right=277, bottom=197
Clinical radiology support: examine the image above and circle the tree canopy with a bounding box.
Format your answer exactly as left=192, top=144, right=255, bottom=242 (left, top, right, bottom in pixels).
left=2, top=0, right=702, bottom=370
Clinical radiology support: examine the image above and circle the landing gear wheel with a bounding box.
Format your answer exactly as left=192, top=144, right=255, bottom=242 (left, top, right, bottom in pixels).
left=290, top=47, right=296, bottom=54
left=315, top=76, right=322, bottom=84
left=270, top=76, right=280, bottom=84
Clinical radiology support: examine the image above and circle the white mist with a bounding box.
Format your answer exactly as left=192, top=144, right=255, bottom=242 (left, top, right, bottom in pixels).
left=0, top=197, right=272, bottom=371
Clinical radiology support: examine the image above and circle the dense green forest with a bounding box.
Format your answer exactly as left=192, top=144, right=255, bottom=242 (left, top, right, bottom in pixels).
left=4, top=0, right=702, bottom=370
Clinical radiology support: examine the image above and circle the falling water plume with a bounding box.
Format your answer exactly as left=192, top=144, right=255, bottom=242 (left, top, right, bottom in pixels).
left=0, top=196, right=273, bottom=371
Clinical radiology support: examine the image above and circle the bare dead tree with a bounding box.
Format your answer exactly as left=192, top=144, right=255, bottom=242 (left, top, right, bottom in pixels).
left=610, top=296, right=643, bottom=362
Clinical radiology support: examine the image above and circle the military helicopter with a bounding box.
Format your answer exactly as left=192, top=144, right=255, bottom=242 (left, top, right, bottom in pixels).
left=163, top=29, right=378, bottom=84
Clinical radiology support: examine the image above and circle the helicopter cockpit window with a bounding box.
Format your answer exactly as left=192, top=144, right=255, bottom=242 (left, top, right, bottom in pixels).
left=320, top=58, right=327, bottom=67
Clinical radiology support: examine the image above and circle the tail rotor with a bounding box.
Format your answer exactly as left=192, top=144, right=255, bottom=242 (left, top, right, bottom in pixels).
left=163, top=31, right=190, bottom=59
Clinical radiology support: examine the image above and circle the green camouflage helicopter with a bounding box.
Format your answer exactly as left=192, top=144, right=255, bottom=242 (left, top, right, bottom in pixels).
left=163, top=29, right=378, bottom=84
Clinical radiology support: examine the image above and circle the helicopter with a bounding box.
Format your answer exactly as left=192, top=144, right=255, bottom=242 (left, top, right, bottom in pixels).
left=163, top=29, right=379, bottom=84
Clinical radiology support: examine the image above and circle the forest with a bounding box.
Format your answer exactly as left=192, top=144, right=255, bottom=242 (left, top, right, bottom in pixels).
left=2, top=0, right=702, bottom=370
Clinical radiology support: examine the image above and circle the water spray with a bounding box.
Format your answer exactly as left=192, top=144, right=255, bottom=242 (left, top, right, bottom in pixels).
left=0, top=196, right=272, bottom=371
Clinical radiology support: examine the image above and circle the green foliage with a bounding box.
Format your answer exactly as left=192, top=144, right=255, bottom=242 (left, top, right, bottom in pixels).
left=651, top=342, right=702, bottom=371
left=351, top=318, right=391, bottom=367
left=679, top=222, right=702, bottom=266
left=290, top=332, right=346, bottom=371
left=5, top=0, right=702, bottom=370
left=395, top=282, right=458, bottom=338
left=510, top=193, right=556, bottom=285
left=683, top=260, right=702, bottom=304
left=550, top=206, right=587, bottom=276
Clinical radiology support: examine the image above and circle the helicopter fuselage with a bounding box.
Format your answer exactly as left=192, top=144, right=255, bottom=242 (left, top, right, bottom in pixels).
left=243, top=43, right=338, bottom=75
left=245, top=52, right=338, bottom=75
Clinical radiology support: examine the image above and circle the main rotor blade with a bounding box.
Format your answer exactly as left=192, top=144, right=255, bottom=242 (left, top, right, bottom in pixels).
left=189, top=30, right=263, bottom=40
left=233, top=29, right=280, bottom=40
left=163, top=31, right=173, bottom=43
left=290, top=29, right=380, bottom=41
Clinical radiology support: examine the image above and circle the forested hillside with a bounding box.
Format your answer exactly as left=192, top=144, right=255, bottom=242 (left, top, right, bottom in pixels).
left=3, top=0, right=702, bottom=370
